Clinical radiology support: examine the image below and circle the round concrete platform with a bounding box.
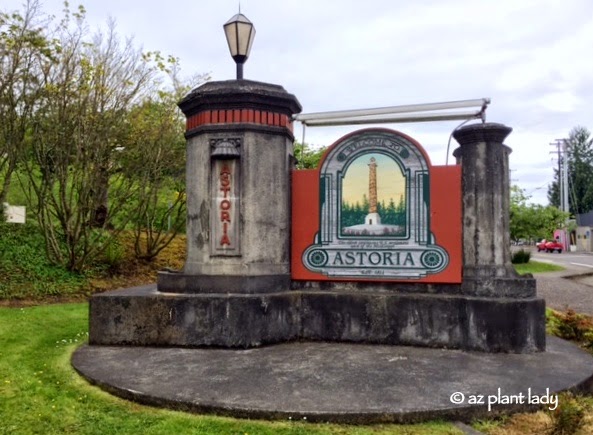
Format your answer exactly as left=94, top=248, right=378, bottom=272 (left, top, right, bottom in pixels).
left=72, top=336, right=593, bottom=424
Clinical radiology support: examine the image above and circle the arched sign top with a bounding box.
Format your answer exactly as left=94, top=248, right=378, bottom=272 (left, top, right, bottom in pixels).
left=291, top=128, right=462, bottom=283
left=318, top=128, right=433, bottom=173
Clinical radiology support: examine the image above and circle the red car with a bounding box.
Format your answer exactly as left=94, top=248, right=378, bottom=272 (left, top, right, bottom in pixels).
left=536, top=239, right=563, bottom=253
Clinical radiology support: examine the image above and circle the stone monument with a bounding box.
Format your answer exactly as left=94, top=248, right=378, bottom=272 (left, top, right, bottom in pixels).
left=72, top=12, right=593, bottom=424
left=87, top=13, right=544, bottom=354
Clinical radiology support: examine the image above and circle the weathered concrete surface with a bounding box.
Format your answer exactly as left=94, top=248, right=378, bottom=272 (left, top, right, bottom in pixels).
left=89, top=285, right=300, bottom=347
left=300, top=291, right=545, bottom=352
left=182, top=129, right=294, bottom=278
left=294, top=278, right=537, bottom=298
left=453, top=123, right=514, bottom=274
left=157, top=273, right=291, bottom=294
left=453, top=123, right=535, bottom=298
left=179, top=80, right=302, bottom=116
left=90, top=285, right=545, bottom=352
left=72, top=336, right=593, bottom=424
left=174, top=80, right=302, bottom=286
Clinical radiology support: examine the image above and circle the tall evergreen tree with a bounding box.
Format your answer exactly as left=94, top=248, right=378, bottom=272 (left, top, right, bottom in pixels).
left=547, top=126, right=593, bottom=215
left=547, top=167, right=560, bottom=208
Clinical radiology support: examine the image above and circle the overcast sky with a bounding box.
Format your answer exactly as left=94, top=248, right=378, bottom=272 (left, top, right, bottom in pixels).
left=6, top=0, right=593, bottom=205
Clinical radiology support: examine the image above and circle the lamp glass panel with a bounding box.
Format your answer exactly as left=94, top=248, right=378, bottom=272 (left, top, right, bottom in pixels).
left=224, top=23, right=238, bottom=57
left=246, top=27, right=255, bottom=57
left=236, top=22, right=253, bottom=56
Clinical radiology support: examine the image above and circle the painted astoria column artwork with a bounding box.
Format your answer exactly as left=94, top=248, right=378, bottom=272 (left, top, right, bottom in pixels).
left=341, top=154, right=405, bottom=236
left=292, top=128, right=463, bottom=283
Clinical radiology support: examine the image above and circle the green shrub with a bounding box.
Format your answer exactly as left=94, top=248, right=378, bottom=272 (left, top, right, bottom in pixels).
left=101, top=239, right=126, bottom=272
left=547, top=309, right=593, bottom=351
left=549, top=393, right=585, bottom=434
left=0, top=222, right=86, bottom=299
left=555, top=309, right=593, bottom=341
left=511, top=249, right=531, bottom=264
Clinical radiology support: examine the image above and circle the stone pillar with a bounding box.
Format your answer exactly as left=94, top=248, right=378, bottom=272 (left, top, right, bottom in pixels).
left=368, top=157, right=378, bottom=213
left=453, top=123, right=535, bottom=298
left=158, top=80, right=302, bottom=293
left=364, top=157, right=381, bottom=225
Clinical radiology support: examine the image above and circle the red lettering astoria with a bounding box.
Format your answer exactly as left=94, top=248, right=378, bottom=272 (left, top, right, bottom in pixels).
left=220, top=164, right=232, bottom=247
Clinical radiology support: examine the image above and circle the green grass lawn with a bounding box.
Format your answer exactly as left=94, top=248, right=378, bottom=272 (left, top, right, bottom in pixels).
left=514, top=260, right=565, bottom=275
left=0, top=303, right=461, bottom=435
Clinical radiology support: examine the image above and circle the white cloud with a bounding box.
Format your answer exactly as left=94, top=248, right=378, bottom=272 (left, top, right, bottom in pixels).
left=4, top=0, right=593, bottom=207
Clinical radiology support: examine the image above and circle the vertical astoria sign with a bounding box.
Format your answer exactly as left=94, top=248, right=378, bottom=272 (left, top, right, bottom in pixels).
left=210, top=139, right=241, bottom=256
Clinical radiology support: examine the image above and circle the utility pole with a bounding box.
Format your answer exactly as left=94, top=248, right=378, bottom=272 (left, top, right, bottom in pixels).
left=561, top=139, right=569, bottom=214
left=550, top=139, right=568, bottom=212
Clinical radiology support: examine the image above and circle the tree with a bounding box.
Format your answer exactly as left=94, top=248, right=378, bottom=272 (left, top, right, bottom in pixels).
left=21, top=6, right=158, bottom=271
left=547, top=169, right=560, bottom=208
left=547, top=126, right=593, bottom=215
left=122, top=89, right=188, bottom=260
left=0, top=0, right=52, bottom=205
left=511, top=186, right=568, bottom=241
left=119, top=60, right=209, bottom=261
left=0, top=1, right=209, bottom=270
left=294, top=142, right=327, bottom=169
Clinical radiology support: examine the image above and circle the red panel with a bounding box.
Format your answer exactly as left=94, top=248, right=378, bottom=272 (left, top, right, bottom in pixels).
left=205, top=111, right=212, bottom=124
left=291, top=169, right=321, bottom=280
left=254, top=110, right=261, bottom=124
left=427, top=165, right=462, bottom=283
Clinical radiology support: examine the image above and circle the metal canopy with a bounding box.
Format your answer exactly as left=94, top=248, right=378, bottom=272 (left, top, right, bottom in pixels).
left=293, top=98, right=490, bottom=127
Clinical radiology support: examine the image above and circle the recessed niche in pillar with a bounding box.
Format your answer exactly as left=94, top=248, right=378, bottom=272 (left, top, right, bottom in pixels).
left=210, top=138, right=241, bottom=256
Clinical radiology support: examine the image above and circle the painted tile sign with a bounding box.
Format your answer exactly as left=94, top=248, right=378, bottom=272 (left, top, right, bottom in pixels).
left=292, top=128, right=462, bottom=283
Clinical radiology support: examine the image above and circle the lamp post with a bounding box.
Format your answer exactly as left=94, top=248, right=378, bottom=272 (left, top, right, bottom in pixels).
left=223, top=13, right=256, bottom=80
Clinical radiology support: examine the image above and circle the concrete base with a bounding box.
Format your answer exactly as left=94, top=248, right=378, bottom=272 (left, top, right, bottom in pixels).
left=460, top=273, right=537, bottom=298
left=72, top=336, right=593, bottom=424
left=90, top=285, right=545, bottom=352
left=89, top=285, right=300, bottom=348
left=157, top=271, right=292, bottom=294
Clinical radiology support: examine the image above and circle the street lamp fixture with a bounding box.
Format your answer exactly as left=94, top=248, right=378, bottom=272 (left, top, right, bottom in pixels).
left=223, top=13, right=256, bottom=80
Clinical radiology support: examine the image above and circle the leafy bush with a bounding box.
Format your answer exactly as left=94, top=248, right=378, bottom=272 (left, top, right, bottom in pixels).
left=100, top=238, right=126, bottom=272
left=511, top=249, right=531, bottom=264
left=549, top=393, right=585, bottom=435
left=0, top=222, right=86, bottom=299
left=547, top=309, right=593, bottom=352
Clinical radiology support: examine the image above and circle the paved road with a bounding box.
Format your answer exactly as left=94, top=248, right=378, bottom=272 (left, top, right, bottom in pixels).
left=529, top=249, right=593, bottom=315
left=532, top=250, right=593, bottom=270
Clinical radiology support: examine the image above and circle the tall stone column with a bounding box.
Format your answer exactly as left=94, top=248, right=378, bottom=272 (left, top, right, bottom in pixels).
left=364, top=157, right=381, bottom=225
left=368, top=157, right=378, bottom=213
left=453, top=123, right=535, bottom=297
left=158, top=80, right=302, bottom=293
